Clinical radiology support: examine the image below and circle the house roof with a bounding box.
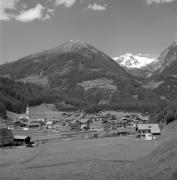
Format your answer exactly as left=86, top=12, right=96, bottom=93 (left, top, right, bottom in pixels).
left=117, top=128, right=135, bottom=133
left=28, top=123, right=41, bottom=126
left=90, top=121, right=102, bottom=127
left=46, top=121, right=53, bottom=125
left=79, top=118, right=89, bottom=123
left=14, top=135, right=30, bottom=140
left=137, top=124, right=160, bottom=134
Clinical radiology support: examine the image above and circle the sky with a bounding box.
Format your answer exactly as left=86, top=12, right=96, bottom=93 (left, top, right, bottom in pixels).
left=0, top=0, right=177, bottom=64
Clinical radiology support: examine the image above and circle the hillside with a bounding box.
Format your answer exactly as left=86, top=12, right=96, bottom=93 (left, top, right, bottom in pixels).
left=118, top=139, right=177, bottom=180
left=0, top=77, right=57, bottom=117
left=118, top=121, right=177, bottom=180
left=144, top=41, right=177, bottom=101
left=0, top=41, right=133, bottom=95
left=150, top=41, right=177, bottom=79
left=0, top=40, right=131, bottom=82
left=0, top=41, right=163, bottom=115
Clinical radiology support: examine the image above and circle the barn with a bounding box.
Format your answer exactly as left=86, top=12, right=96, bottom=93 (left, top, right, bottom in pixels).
left=14, top=135, right=31, bottom=146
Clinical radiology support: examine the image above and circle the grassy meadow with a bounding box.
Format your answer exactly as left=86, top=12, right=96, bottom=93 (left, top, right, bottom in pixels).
left=0, top=136, right=159, bottom=180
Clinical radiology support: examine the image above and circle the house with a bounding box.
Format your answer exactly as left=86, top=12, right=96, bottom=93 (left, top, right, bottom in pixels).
left=102, top=121, right=112, bottom=131
left=112, top=121, right=124, bottom=129
left=0, top=128, right=14, bottom=147
left=137, top=124, right=161, bottom=138
left=117, top=127, right=136, bottom=136
left=115, top=119, right=128, bottom=128
left=81, top=124, right=90, bottom=131
left=117, top=128, right=129, bottom=136
left=90, top=121, right=103, bottom=131
left=121, top=121, right=128, bottom=128
left=138, top=115, right=149, bottom=122
left=80, top=118, right=90, bottom=124
left=111, top=121, right=123, bottom=129
left=126, top=120, right=137, bottom=128
left=19, top=117, right=29, bottom=123
left=30, top=119, right=45, bottom=126
left=70, top=120, right=82, bottom=131
left=14, top=135, right=31, bottom=146
left=14, top=121, right=26, bottom=127
left=143, top=133, right=153, bottom=141
left=120, top=116, right=130, bottom=121
left=27, top=122, right=41, bottom=129
left=150, top=124, right=161, bottom=135
left=46, top=121, right=56, bottom=129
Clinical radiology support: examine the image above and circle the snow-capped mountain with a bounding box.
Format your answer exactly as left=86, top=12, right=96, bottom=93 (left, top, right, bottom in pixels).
left=113, top=53, right=157, bottom=69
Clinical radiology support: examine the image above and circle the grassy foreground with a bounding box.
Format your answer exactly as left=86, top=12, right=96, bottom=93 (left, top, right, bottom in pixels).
left=0, top=122, right=177, bottom=180
left=0, top=136, right=157, bottom=180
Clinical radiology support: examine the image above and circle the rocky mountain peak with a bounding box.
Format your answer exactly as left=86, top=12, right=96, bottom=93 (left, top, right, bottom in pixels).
left=113, top=53, right=157, bottom=69
left=55, top=40, right=89, bottom=53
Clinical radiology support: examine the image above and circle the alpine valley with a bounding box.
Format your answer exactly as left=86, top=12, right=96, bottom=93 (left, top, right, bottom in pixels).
left=0, top=40, right=177, bottom=118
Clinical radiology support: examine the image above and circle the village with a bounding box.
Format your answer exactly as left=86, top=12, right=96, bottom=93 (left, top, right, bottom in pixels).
left=0, top=104, right=161, bottom=148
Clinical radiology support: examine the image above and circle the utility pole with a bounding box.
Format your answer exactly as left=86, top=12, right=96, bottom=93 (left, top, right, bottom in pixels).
left=0, top=117, right=4, bottom=153
left=174, top=41, right=176, bottom=57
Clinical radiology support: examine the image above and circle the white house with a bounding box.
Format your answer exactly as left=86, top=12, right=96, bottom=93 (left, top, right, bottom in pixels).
left=137, top=124, right=161, bottom=140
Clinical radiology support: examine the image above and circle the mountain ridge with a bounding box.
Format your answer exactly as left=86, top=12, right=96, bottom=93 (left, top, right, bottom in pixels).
left=113, top=42, right=177, bottom=79
left=0, top=40, right=163, bottom=115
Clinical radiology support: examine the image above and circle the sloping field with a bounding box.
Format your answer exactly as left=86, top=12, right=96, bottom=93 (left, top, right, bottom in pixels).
left=118, top=138, right=177, bottom=180
left=118, top=121, right=177, bottom=180
left=78, top=78, right=117, bottom=91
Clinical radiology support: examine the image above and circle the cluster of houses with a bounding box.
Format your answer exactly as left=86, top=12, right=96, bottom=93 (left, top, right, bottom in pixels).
left=12, top=106, right=60, bottom=130
left=0, top=107, right=161, bottom=147
left=16, top=108, right=161, bottom=140
left=69, top=113, right=161, bottom=140
left=70, top=113, right=145, bottom=131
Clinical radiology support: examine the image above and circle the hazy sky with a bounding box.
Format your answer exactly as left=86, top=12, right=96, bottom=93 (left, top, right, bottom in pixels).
left=0, top=0, right=177, bottom=64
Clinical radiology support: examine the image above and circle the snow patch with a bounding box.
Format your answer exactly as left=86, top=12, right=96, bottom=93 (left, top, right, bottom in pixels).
left=113, top=53, right=157, bottom=69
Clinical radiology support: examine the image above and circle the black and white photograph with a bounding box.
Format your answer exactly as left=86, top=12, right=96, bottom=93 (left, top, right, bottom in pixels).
left=0, top=0, right=177, bottom=179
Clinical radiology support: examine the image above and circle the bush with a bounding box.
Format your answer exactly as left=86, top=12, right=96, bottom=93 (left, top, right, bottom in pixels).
left=93, top=133, right=98, bottom=138
left=166, top=113, right=176, bottom=124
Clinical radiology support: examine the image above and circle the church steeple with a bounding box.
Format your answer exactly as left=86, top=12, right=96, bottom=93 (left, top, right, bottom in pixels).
left=26, top=105, right=29, bottom=118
